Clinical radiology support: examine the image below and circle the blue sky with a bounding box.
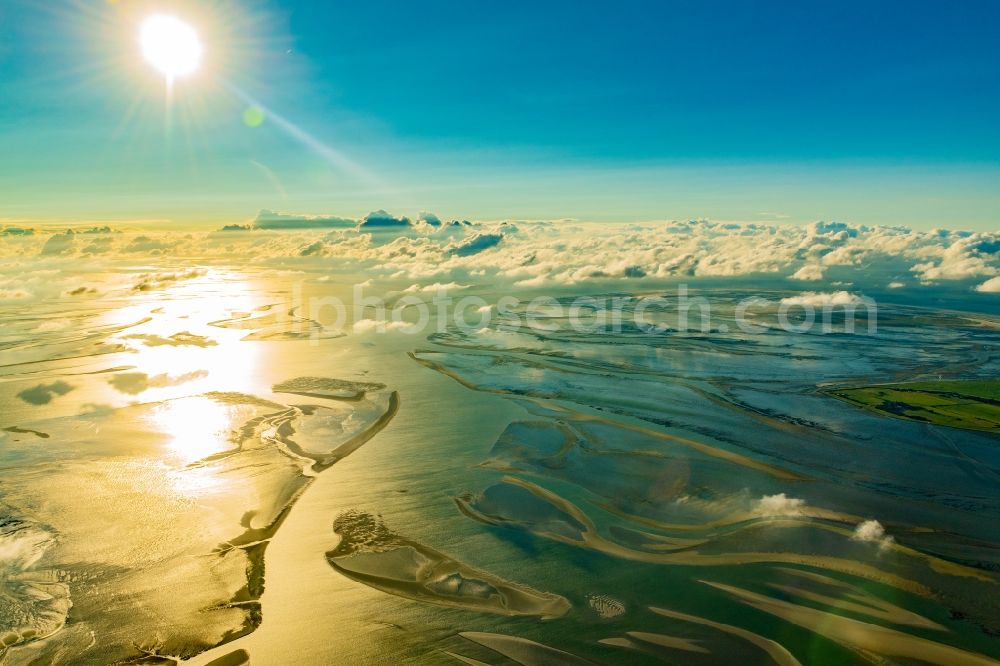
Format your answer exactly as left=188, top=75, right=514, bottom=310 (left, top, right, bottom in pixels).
left=1, top=0, right=998, bottom=228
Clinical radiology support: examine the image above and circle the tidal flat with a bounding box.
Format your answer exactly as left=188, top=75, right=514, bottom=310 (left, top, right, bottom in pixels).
left=1, top=255, right=999, bottom=665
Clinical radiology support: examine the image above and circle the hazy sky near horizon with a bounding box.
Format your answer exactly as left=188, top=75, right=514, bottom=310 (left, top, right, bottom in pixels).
left=1, top=0, right=998, bottom=229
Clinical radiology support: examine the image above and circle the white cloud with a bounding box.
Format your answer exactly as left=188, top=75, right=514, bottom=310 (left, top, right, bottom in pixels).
left=351, top=318, right=414, bottom=334
left=408, top=281, right=469, bottom=293
left=780, top=291, right=865, bottom=306
left=514, top=274, right=549, bottom=288
left=790, top=264, right=825, bottom=281
left=416, top=212, right=442, bottom=227
left=359, top=209, right=410, bottom=229
left=754, top=493, right=805, bottom=517
left=911, top=235, right=999, bottom=281
left=975, top=276, right=1000, bottom=293
left=851, top=519, right=894, bottom=550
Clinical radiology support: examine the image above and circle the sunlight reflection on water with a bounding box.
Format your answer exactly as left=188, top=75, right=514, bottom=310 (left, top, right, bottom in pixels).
left=151, top=397, right=232, bottom=464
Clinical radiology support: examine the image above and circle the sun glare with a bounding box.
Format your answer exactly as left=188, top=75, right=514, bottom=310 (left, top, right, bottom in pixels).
left=140, top=15, right=202, bottom=81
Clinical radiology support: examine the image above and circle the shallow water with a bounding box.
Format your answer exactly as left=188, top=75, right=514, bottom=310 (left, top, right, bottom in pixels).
left=1, top=264, right=999, bottom=665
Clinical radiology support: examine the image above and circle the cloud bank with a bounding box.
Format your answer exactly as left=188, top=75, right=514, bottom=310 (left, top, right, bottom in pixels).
left=251, top=209, right=357, bottom=230
left=2, top=214, right=998, bottom=295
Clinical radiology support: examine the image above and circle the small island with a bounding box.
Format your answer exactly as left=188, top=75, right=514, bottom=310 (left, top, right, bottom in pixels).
left=825, top=379, right=1000, bottom=433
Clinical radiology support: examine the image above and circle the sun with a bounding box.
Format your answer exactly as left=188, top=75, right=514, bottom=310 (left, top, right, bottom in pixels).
left=140, top=15, right=203, bottom=81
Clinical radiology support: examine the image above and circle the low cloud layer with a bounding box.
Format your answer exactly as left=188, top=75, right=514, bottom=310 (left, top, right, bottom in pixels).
left=2, top=214, right=998, bottom=294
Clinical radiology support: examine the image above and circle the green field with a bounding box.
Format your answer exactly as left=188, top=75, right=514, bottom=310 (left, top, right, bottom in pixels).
left=824, top=379, right=1000, bottom=433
